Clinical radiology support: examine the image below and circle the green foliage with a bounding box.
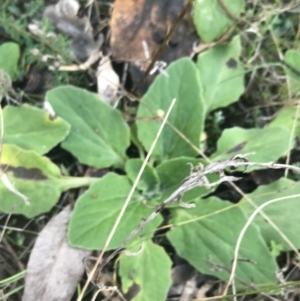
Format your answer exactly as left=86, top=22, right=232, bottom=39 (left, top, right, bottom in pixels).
left=0, top=144, right=97, bottom=218
left=0, top=0, right=71, bottom=81
left=167, top=197, right=278, bottom=286
left=3, top=104, right=70, bottom=154
left=136, top=58, right=204, bottom=162
left=197, top=35, right=245, bottom=113
left=3, top=2, right=300, bottom=299
left=269, top=107, right=300, bottom=137
left=46, top=86, right=130, bottom=169
left=156, top=157, right=216, bottom=202
left=211, top=127, right=292, bottom=167
left=284, top=50, right=300, bottom=95
left=0, top=42, right=20, bottom=79
left=68, top=173, right=163, bottom=250
left=270, top=241, right=284, bottom=257
left=241, top=178, right=300, bottom=250
left=125, top=159, right=161, bottom=200
left=119, top=240, right=172, bottom=301
left=193, top=0, right=245, bottom=42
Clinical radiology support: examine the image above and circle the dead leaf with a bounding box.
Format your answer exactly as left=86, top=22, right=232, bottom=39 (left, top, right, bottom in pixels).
left=22, top=205, right=91, bottom=301
left=110, top=0, right=198, bottom=93
left=97, top=55, right=120, bottom=108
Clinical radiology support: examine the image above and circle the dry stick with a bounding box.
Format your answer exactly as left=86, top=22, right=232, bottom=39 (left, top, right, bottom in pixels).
left=216, top=0, right=241, bottom=23
left=76, top=98, right=177, bottom=301
left=0, top=208, right=14, bottom=243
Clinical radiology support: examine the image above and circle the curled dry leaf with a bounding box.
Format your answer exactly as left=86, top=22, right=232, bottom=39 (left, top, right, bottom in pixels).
left=97, top=55, right=120, bottom=108
left=110, top=0, right=198, bottom=93
left=22, top=205, right=91, bottom=301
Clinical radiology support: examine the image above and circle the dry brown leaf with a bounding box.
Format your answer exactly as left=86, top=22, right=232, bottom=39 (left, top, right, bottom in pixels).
left=110, top=0, right=198, bottom=93
left=22, top=205, right=91, bottom=301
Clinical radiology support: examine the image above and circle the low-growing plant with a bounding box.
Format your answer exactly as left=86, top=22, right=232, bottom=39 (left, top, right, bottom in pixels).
left=1, top=1, right=300, bottom=300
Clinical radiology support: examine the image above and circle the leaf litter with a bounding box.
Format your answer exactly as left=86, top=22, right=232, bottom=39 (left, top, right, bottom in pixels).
left=22, top=205, right=91, bottom=301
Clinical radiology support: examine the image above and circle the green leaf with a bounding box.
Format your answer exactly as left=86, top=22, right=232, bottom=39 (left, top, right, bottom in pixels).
left=240, top=178, right=300, bottom=250
left=193, top=0, right=245, bottom=42
left=130, top=124, right=145, bottom=158
left=68, top=173, right=163, bottom=250
left=136, top=58, right=205, bottom=162
left=0, top=42, right=20, bottom=79
left=211, top=127, right=291, bottom=168
left=0, top=144, right=97, bottom=218
left=197, top=35, right=245, bottom=113
left=119, top=240, right=172, bottom=301
left=46, top=86, right=130, bottom=169
left=283, top=50, right=300, bottom=95
left=125, top=159, right=161, bottom=201
left=268, top=107, right=300, bottom=137
left=3, top=105, right=70, bottom=155
left=167, top=197, right=278, bottom=287
left=156, top=157, right=217, bottom=203
left=270, top=241, right=284, bottom=257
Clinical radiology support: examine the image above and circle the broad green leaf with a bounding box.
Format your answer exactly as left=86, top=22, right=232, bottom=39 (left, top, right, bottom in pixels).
left=3, top=105, right=70, bottom=154
left=240, top=178, right=300, bottom=250
left=156, top=157, right=217, bottom=203
left=125, top=159, right=161, bottom=201
left=167, top=197, right=278, bottom=286
left=0, top=42, right=20, bottom=79
left=193, top=0, right=245, bottom=42
left=268, top=107, right=300, bottom=137
left=283, top=50, right=300, bottom=95
left=119, top=240, right=172, bottom=301
left=211, top=127, right=291, bottom=168
left=197, top=35, right=245, bottom=112
left=136, top=58, right=204, bottom=162
left=68, top=173, right=163, bottom=250
left=46, top=86, right=130, bottom=169
left=0, top=144, right=97, bottom=218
